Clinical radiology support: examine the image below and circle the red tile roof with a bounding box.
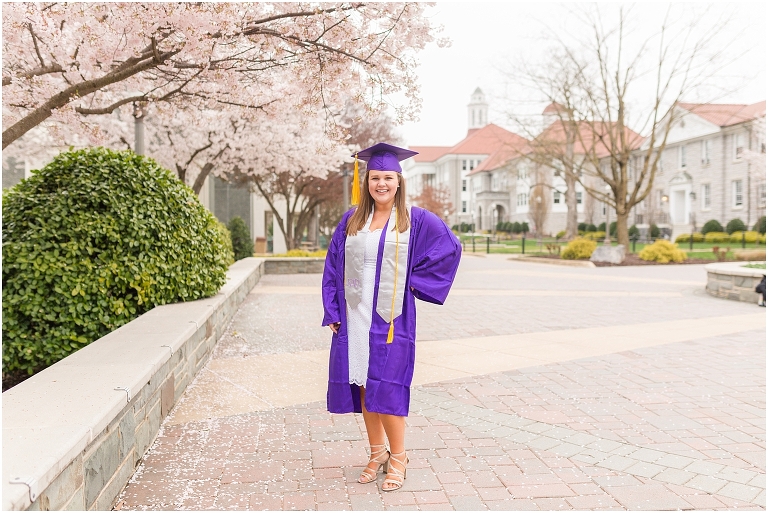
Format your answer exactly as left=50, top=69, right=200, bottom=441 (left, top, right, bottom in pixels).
left=408, top=124, right=528, bottom=168
left=410, top=146, right=452, bottom=163
left=534, top=120, right=644, bottom=159
left=677, top=101, right=766, bottom=127
left=543, top=102, right=566, bottom=115
left=448, top=123, right=528, bottom=155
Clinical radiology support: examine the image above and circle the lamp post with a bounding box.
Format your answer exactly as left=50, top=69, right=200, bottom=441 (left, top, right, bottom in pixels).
left=604, top=184, right=611, bottom=245
left=689, top=192, right=697, bottom=250
left=132, top=102, right=146, bottom=155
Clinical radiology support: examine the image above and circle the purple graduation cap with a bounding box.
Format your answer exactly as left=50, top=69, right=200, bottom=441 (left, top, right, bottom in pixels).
left=349, top=143, right=419, bottom=205
left=354, top=143, right=419, bottom=173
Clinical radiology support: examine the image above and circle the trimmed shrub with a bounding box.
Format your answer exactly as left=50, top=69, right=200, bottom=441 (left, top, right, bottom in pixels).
left=521, top=222, right=530, bottom=233
left=650, top=224, right=660, bottom=238
left=555, top=230, right=566, bottom=239
left=583, top=231, right=606, bottom=241
left=597, top=222, right=606, bottom=232
left=726, top=218, right=746, bottom=234
left=639, top=240, right=686, bottom=263
left=609, top=221, right=617, bottom=236
left=2, top=148, right=232, bottom=377
left=704, top=231, right=731, bottom=243
left=628, top=224, right=640, bottom=237
left=562, top=238, right=597, bottom=260
left=511, top=221, right=521, bottom=234
left=729, top=231, right=759, bottom=244
left=586, top=224, right=597, bottom=232
left=227, top=216, right=254, bottom=261
left=701, top=219, right=724, bottom=235
left=216, top=221, right=235, bottom=268
left=578, top=222, right=587, bottom=231
left=754, top=216, right=766, bottom=235
left=675, top=232, right=704, bottom=243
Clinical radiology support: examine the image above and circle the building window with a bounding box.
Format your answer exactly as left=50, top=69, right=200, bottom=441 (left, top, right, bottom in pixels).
left=462, top=179, right=467, bottom=192
left=702, top=183, right=711, bottom=210
left=679, top=145, right=687, bottom=169
left=759, top=183, right=766, bottom=207
left=602, top=202, right=607, bottom=216
left=462, top=160, right=467, bottom=171
left=553, top=191, right=561, bottom=204
left=657, top=150, right=664, bottom=174
left=517, top=193, right=528, bottom=206
left=469, top=160, right=476, bottom=171
left=462, top=200, right=467, bottom=213
left=701, top=139, right=710, bottom=165
left=734, top=133, right=745, bottom=160
left=732, top=180, right=743, bottom=207
left=576, top=191, right=583, bottom=204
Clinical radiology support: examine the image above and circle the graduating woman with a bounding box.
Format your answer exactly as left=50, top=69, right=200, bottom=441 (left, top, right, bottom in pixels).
left=321, top=143, right=462, bottom=491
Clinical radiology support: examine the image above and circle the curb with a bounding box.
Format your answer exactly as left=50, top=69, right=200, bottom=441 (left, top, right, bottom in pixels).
left=510, top=256, right=596, bottom=268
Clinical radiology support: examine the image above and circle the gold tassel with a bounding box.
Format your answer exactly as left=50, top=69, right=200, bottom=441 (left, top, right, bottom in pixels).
left=351, top=153, right=360, bottom=206
left=387, top=322, right=395, bottom=343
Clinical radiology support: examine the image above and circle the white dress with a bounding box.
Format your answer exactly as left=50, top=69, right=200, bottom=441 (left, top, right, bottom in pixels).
left=347, top=217, right=381, bottom=387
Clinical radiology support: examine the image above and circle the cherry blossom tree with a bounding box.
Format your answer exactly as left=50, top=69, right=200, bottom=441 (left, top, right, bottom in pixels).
left=3, top=2, right=445, bottom=149
left=410, top=185, right=454, bottom=222
left=226, top=110, right=349, bottom=249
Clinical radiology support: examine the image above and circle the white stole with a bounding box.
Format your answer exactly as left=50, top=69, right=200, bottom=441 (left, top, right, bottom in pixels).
left=344, top=207, right=411, bottom=322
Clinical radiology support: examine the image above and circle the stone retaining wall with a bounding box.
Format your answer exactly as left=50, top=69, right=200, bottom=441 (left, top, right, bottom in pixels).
left=264, top=256, right=325, bottom=274
left=705, top=262, right=766, bottom=303
left=2, top=258, right=267, bottom=511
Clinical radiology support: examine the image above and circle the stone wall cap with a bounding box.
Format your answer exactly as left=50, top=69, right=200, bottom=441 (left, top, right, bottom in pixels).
left=705, top=262, right=767, bottom=277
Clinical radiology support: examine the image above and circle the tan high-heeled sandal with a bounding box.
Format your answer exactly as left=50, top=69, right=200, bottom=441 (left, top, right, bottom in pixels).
left=382, top=450, right=408, bottom=491
left=358, top=444, right=390, bottom=484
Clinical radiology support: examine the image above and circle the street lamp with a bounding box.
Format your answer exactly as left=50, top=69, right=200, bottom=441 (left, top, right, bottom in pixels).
left=132, top=101, right=146, bottom=155
left=604, top=184, right=611, bottom=245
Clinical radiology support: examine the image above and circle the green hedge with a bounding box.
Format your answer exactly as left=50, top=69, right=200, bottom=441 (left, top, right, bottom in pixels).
left=2, top=148, right=233, bottom=377
left=754, top=216, right=766, bottom=235
left=726, top=218, right=746, bottom=234
left=227, top=216, right=254, bottom=261
left=701, top=219, right=724, bottom=235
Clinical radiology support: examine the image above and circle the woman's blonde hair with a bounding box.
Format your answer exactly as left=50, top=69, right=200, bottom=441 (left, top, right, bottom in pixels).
left=345, top=170, right=410, bottom=236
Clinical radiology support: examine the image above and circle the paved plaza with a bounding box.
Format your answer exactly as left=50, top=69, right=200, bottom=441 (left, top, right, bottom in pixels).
left=116, top=255, right=765, bottom=510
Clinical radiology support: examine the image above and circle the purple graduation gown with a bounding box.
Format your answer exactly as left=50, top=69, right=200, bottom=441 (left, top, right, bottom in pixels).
left=321, top=206, right=461, bottom=416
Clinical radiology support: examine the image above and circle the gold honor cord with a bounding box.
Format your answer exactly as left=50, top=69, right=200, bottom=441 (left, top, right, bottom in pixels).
left=386, top=207, right=398, bottom=344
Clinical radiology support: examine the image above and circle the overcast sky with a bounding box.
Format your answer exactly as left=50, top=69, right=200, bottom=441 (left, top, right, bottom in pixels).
left=397, top=2, right=767, bottom=147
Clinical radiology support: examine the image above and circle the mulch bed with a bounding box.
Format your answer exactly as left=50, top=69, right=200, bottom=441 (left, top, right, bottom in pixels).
left=528, top=253, right=715, bottom=266
left=3, top=370, right=32, bottom=392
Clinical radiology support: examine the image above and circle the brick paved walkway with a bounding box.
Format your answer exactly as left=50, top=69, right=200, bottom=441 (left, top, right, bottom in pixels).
left=116, top=257, right=765, bottom=510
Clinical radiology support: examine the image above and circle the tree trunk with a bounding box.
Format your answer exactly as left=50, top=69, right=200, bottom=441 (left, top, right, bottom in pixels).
left=564, top=171, right=578, bottom=239
left=192, top=163, right=214, bottom=195
left=616, top=210, right=630, bottom=248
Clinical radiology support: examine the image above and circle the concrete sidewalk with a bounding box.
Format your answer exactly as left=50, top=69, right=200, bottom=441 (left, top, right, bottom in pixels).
left=116, top=258, right=765, bottom=510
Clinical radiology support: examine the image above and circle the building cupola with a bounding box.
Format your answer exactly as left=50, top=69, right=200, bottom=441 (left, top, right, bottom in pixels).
left=467, top=87, right=489, bottom=134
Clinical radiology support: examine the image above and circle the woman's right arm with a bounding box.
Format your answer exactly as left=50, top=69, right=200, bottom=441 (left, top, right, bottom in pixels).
left=321, top=214, right=349, bottom=328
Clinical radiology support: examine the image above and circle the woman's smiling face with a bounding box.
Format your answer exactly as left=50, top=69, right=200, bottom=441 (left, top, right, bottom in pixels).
left=368, top=170, right=399, bottom=206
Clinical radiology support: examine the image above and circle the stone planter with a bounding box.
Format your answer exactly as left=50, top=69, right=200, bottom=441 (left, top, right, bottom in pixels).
left=705, top=262, right=766, bottom=303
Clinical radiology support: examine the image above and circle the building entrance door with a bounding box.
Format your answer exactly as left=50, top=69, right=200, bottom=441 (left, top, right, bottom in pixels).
left=673, top=190, right=686, bottom=224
